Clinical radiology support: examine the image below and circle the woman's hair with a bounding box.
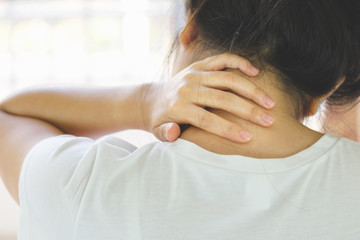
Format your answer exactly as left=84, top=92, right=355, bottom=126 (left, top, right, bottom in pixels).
left=185, top=0, right=360, bottom=119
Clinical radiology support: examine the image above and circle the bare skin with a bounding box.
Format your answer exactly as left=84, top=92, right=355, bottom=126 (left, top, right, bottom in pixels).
left=180, top=72, right=323, bottom=158
left=0, top=54, right=275, bottom=203
left=322, top=103, right=360, bottom=142
left=174, top=19, right=325, bottom=158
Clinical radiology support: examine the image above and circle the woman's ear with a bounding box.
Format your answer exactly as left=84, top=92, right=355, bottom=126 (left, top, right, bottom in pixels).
left=179, top=19, right=199, bottom=48
left=307, top=77, right=346, bottom=116
left=307, top=98, right=324, bottom=116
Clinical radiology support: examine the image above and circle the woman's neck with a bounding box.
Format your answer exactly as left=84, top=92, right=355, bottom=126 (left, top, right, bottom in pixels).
left=180, top=71, right=324, bottom=158
left=180, top=113, right=323, bottom=158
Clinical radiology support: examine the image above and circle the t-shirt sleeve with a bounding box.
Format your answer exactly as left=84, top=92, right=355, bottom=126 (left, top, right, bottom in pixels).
left=19, top=135, right=95, bottom=237
left=18, top=134, right=137, bottom=238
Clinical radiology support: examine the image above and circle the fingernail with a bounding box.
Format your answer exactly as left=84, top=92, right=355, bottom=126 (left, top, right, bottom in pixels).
left=164, top=124, right=171, bottom=141
left=263, top=96, right=275, bottom=108
left=240, top=131, right=252, bottom=141
left=249, top=65, right=259, bottom=75
left=262, top=114, right=274, bottom=125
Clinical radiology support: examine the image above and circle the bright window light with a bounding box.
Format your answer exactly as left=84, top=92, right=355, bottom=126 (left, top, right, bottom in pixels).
left=0, top=0, right=175, bottom=96
left=0, top=1, right=177, bottom=237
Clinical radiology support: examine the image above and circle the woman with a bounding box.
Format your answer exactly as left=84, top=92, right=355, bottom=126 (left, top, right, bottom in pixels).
left=1, top=0, right=360, bottom=239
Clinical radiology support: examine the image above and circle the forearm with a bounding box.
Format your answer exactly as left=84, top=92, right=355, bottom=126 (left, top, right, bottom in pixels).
left=0, top=84, right=152, bottom=138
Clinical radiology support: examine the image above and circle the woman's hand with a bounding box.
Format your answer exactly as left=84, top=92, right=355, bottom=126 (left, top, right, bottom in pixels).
left=0, top=53, right=274, bottom=143
left=147, top=54, right=275, bottom=143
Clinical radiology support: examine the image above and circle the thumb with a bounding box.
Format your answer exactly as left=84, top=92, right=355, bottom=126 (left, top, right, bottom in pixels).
left=153, top=123, right=181, bottom=142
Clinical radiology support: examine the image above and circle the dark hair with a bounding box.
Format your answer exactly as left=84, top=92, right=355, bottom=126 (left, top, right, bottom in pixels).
left=185, top=0, right=360, bottom=119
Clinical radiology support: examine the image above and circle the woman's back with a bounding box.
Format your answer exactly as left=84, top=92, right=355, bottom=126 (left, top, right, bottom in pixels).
left=11, top=0, right=360, bottom=239
left=19, top=134, right=360, bottom=239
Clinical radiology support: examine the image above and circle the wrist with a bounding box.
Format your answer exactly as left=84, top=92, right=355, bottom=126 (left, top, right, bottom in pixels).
left=137, top=82, right=156, bottom=132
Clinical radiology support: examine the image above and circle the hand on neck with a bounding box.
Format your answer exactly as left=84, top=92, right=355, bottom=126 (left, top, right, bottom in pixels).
left=180, top=71, right=324, bottom=159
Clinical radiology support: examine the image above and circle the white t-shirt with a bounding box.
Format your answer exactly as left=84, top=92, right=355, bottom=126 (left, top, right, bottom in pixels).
left=18, top=134, right=360, bottom=240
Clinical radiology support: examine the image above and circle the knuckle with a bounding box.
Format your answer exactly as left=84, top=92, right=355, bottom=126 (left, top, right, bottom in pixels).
left=224, top=124, right=239, bottom=138
left=168, top=98, right=183, bottom=112
left=177, top=83, right=191, bottom=96
left=253, top=86, right=265, bottom=98
left=198, top=111, right=211, bottom=128
left=183, top=72, right=196, bottom=82
left=220, top=53, right=231, bottom=59
left=222, top=71, right=234, bottom=81
left=214, top=93, right=229, bottom=106
left=184, top=72, right=201, bottom=86
left=177, top=75, right=197, bottom=95
left=217, top=92, right=233, bottom=108
left=250, top=105, right=262, bottom=117
left=218, top=54, right=229, bottom=63
left=222, top=72, right=237, bottom=86
left=189, top=61, right=200, bottom=69
left=228, top=72, right=237, bottom=85
left=249, top=106, right=266, bottom=123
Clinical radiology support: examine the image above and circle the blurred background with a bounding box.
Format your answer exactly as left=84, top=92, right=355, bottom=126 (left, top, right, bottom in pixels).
left=0, top=0, right=183, bottom=239
left=0, top=0, right=359, bottom=239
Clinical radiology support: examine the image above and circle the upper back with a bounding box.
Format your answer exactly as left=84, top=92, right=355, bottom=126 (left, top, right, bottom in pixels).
left=19, top=134, right=360, bottom=239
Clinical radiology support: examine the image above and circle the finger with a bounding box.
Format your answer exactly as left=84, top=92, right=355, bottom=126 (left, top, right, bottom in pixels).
left=166, top=123, right=181, bottom=142
left=200, top=71, right=275, bottom=109
left=153, top=123, right=181, bottom=142
left=193, top=88, right=275, bottom=127
left=193, top=53, right=259, bottom=76
left=153, top=124, right=168, bottom=142
left=185, top=106, right=253, bottom=143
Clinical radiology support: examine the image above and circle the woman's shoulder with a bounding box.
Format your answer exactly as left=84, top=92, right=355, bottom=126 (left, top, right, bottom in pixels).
left=323, top=134, right=360, bottom=164
left=329, top=134, right=360, bottom=152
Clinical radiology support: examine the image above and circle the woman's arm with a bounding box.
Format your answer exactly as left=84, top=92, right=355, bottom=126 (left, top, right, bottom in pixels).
left=0, top=54, right=275, bottom=203
left=0, top=84, right=155, bottom=203
left=1, top=84, right=151, bottom=139
left=1, top=54, right=275, bottom=141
